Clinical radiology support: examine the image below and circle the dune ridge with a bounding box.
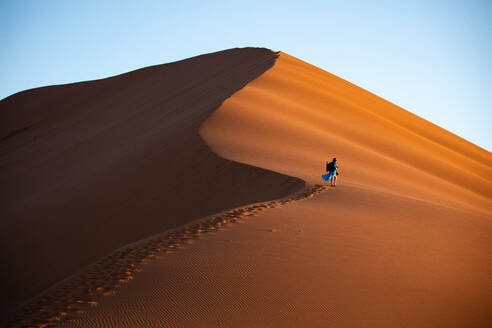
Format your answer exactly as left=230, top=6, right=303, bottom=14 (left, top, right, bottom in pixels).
left=200, top=52, right=492, bottom=215
left=7, top=185, right=326, bottom=327
left=3, top=48, right=491, bottom=327
left=0, top=48, right=304, bottom=322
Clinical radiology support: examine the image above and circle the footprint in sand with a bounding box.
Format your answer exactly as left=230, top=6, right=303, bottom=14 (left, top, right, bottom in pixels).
left=9, top=184, right=327, bottom=328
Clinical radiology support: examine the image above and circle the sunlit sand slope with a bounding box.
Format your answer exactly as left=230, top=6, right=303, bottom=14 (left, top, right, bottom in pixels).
left=0, top=48, right=304, bottom=320
left=201, top=52, right=492, bottom=215
left=59, top=186, right=492, bottom=328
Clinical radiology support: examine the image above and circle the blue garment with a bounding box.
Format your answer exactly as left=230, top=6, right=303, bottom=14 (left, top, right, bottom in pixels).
left=322, top=163, right=338, bottom=181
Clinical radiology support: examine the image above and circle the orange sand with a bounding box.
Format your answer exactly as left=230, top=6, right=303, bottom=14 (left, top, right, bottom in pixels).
left=5, top=49, right=492, bottom=327
left=59, top=186, right=492, bottom=327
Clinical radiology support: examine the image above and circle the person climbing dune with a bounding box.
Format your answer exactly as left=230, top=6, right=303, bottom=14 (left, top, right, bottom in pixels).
left=322, top=158, right=340, bottom=187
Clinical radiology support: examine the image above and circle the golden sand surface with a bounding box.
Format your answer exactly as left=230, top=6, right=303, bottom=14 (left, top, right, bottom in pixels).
left=60, top=186, right=492, bottom=327
left=5, top=50, right=491, bottom=327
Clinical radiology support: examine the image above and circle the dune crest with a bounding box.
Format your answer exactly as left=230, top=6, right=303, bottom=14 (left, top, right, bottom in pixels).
left=201, top=52, right=492, bottom=215
left=3, top=48, right=491, bottom=328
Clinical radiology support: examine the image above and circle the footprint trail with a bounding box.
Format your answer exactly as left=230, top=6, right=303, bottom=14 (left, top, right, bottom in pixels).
left=7, top=184, right=329, bottom=328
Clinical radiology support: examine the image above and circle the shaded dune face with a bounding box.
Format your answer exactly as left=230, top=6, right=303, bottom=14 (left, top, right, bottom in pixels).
left=201, top=52, right=492, bottom=215
left=0, top=48, right=304, bottom=317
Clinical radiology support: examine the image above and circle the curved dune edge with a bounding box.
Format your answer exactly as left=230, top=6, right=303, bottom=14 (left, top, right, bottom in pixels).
left=0, top=48, right=305, bottom=324
left=200, top=52, right=492, bottom=215
left=6, top=184, right=326, bottom=327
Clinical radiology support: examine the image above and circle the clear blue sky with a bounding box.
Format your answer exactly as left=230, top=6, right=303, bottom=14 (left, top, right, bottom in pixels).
left=1, top=0, right=491, bottom=151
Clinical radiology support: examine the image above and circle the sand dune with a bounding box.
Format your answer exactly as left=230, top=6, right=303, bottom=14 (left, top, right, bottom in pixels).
left=3, top=49, right=491, bottom=327
left=0, top=48, right=304, bottom=323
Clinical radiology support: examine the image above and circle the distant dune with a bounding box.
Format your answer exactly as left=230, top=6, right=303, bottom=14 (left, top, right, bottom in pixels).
left=2, top=49, right=491, bottom=328
left=0, top=48, right=304, bottom=321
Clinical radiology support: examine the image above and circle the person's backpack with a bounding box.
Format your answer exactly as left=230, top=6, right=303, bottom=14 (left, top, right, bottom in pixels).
left=326, top=161, right=335, bottom=171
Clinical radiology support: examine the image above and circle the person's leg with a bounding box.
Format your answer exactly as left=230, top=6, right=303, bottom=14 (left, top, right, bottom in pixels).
left=330, top=176, right=334, bottom=186
left=333, top=175, right=337, bottom=186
